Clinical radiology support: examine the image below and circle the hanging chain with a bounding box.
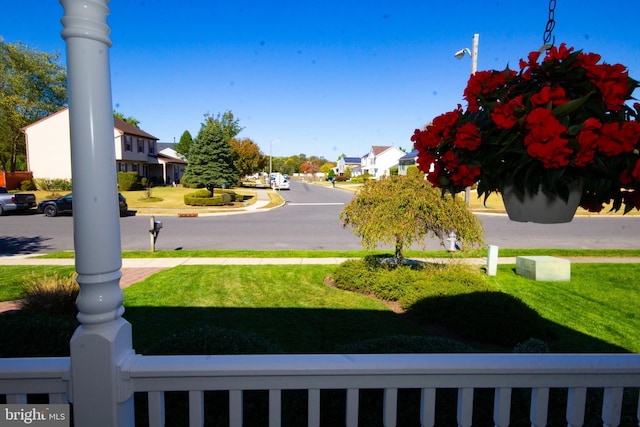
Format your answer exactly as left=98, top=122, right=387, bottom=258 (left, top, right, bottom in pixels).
left=542, top=0, right=557, bottom=48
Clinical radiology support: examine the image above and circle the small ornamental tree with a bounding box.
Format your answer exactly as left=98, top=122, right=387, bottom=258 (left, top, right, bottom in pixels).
left=340, top=174, right=484, bottom=264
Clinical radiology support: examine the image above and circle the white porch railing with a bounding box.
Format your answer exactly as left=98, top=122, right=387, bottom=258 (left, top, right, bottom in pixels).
left=5, top=2, right=636, bottom=426
left=2, top=353, right=639, bottom=426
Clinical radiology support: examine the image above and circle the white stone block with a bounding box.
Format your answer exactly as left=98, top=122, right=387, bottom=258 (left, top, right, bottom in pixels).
left=515, top=256, right=570, bottom=281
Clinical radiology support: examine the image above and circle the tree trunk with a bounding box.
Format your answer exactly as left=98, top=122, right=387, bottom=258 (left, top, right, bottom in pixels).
left=394, top=238, right=404, bottom=266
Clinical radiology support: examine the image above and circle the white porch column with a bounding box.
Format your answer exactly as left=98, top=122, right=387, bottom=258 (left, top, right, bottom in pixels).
left=60, top=1, right=134, bottom=426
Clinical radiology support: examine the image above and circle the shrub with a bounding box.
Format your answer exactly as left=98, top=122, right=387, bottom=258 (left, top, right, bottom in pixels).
left=407, top=291, right=549, bottom=348
left=18, top=272, right=79, bottom=318
left=20, top=180, right=37, bottom=191
left=216, top=189, right=237, bottom=202
left=513, top=337, right=550, bottom=353
left=183, top=189, right=236, bottom=206
left=34, top=178, right=72, bottom=193
left=192, top=189, right=212, bottom=198
left=144, top=325, right=282, bottom=355
left=117, top=172, right=141, bottom=191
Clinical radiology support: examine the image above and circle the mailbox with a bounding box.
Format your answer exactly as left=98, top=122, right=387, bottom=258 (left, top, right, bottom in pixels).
left=149, top=216, right=163, bottom=251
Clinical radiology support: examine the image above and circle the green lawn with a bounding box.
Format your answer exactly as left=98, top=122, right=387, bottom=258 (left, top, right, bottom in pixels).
left=2, top=262, right=638, bottom=354
left=122, top=265, right=422, bottom=353
left=489, top=263, right=640, bottom=353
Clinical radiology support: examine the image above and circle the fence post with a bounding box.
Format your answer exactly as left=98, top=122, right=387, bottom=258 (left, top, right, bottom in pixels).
left=60, top=0, right=134, bottom=425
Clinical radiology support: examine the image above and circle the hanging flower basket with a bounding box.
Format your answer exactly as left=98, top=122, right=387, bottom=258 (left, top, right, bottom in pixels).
left=412, top=44, right=640, bottom=223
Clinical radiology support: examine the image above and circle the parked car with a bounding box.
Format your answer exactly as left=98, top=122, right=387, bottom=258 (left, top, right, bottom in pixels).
left=38, top=193, right=128, bottom=217
left=0, top=187, right=37, bottom=215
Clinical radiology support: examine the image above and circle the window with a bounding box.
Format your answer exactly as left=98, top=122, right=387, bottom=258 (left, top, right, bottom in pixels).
left=125, top=136, right=132, bottom=152
left=119, top=163, right=127, bottom=172
left=148, top=140, right=155, bottom=154
left=132, top=163, right=139, bottom=172
left=137, top=138, right=144, bottom=153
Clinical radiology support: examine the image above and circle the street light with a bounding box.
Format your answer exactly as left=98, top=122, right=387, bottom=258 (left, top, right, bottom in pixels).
left=455, top=33, right=479, bottom=205
left=269, top=139, right=280, bottom=177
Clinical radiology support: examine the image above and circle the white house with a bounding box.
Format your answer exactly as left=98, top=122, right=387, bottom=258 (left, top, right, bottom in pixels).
left=22, top=107, right=181, bottom=185
left=398, top=149, right=419, bottom=175
left=335, top=156, right=362, bottom=177
left=361, top=145, right=406, bottom=179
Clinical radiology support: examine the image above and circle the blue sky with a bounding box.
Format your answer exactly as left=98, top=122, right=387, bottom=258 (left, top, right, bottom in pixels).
left=2, top=1, right=639, bottom=161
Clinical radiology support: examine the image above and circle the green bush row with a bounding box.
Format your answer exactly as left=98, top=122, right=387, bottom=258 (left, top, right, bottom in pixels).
left=331, top=257, right=548, bottom=348
left=183, top=189, right=237, bottom=206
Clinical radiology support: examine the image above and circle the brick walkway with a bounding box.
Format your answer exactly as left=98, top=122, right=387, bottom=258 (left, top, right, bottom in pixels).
left=0, top=267, right=165, bottom=314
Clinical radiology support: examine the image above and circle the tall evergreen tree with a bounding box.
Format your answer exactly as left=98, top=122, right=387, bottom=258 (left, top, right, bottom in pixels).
left=174, top=130, right=193, bottom=158
left=182, top=115, right=239, bottom=188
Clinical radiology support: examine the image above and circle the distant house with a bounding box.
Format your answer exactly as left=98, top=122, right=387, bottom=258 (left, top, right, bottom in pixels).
left=398, top=149, right=418, bottom=175
left=22, top=108, right=182, bottom=186
left=156, top=143, right=188, bottom=185
left=335, top=156, right=362, bottom=177
left=361, top=145, right=406, bottom=179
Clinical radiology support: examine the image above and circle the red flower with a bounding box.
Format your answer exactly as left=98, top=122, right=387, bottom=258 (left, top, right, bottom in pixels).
left=491, top=95, right=524, bottom=129
left=524, top=108, right=571, bottom=168
left=453, top=123, right=482, bottom=150
left=596, top=122, right=639, bottom=156
left=464, top=70, right=515, bottom=112
left=544, top=43, right=574, bottom=61
left=575, top=118, right=602, bottom=167
left=530, top=86, right=569, bottom=108
left=586, top=62, right=630, bottom=111
left=450, top=164, right=481, bottom=187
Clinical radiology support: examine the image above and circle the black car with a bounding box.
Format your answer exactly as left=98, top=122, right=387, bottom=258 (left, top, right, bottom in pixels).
left=38, top=193, right=128, bottom=217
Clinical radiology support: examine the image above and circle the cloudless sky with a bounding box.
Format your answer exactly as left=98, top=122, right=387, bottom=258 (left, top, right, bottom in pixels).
left=2, top=1, right=639, bottom=161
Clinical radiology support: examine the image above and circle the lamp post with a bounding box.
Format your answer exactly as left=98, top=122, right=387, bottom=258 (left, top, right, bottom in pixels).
left=269, top=139, right=280, bottom=177
left=454, top=33, right=479, bottom=206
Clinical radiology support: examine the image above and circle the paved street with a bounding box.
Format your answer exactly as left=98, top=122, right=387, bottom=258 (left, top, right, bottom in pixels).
left=1, top=180, right=639, bottom=255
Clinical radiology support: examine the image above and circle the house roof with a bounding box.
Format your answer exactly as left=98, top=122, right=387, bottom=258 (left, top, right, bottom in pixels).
left=371, top=145, right=391, bottom=155
left=113, top=117, right=158, bottom=140
left=21, top=107, right=159, bottom=140
left=342, top=157, right=361, bottom=163
left=399, top=149, right=418, bottom=160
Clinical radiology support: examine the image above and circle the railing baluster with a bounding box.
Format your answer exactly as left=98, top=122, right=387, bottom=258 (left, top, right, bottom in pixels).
left=457, top=388, right=474, bottom=427
left=188, top=390, right=204, bottom=427
left=530, top=387, right=550, bottom=427
left=229, top=389, right=243, bottom=427
left=383, top=388, right=398, bottom=427
left=6, top=394, right=26, bottom=404
left=148, top=391, right=165, bottom=427
left=269, top=389, right=281, bottom=427
left=308, top=389, right=321, bottom=427
left=420, top=388, right=436, bottom=427
left=493, top=387, right=512, bottom=427
left=602, top=387, right=624, bottom=427
left=566, top=387, right=587, bottom=427
left=346, top=388, right=359, bottom=427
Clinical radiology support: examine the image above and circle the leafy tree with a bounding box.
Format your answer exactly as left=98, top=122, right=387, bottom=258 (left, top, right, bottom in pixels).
left=229, top=137, right=266, bottom=178
left=113, top=111, right=140, bottom=127
left=340, top=174, right=484, bottom=265
left=320, top=162, right=336, bottom=175
left=344, top=166, right=353, bottom=179
left=206, top=110, right=243, bottom=142
left=181, top=114, right=239, bottom=188
left=174, top=130, right=193, bottom=157
left=0, top=39, right=67, bottom=172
